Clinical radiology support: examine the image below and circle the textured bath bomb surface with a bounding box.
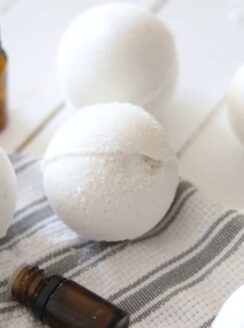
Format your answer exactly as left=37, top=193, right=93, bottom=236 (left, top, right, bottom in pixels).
left=57, top=3, right=177, bottom=116
left=43, top=103, right=179, bottom=241
left=212, top=285, right=244, bottom=328
left=227, top=63, right=244, bottom=145
left=0, top=148, right=17, bottom=238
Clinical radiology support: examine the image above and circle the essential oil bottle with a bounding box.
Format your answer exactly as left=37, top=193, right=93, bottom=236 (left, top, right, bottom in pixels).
left=0, top=30, right=7, bottom=131
left=10, top=265, right=130, bottom=328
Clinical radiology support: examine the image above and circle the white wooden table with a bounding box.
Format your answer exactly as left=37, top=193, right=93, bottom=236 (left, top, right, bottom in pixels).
left=1, top=0, right=244, bottom=209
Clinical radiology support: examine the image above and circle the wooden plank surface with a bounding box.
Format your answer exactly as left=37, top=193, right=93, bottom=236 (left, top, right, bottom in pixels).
left=3, top=0, right=244, bottom=154
left=159, top=0, right=244, bottom=151
left=179, top=102, right=244, bottom=210
left=162, top=0, right=244, bottom=209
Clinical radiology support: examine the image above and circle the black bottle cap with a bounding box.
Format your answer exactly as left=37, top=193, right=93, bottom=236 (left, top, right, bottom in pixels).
left=32, top=275, right=66, bottom=320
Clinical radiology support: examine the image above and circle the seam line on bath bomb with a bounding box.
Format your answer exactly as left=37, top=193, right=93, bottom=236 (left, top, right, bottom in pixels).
left=42, top=151, right=175, bottom=171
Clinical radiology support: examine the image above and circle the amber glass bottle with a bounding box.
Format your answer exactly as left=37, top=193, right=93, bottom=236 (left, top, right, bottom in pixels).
left=10, top=265, right=130, bottom=328
left=0, top=35, right=7, bottom=131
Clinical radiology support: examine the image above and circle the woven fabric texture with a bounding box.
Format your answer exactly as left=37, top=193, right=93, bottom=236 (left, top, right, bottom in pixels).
left=0, top=155, right=244, bottom=327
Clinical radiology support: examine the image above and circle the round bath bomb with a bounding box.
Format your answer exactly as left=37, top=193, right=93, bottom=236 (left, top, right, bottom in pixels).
left=43, top=103, right=179, bottom=241
left=212, top=285, right=244, bottom=328
left=57, top=3, right=177, bottom=116
left=227, top=63, right=244, bottom=145
left=0, top=148, right=17, bottom=238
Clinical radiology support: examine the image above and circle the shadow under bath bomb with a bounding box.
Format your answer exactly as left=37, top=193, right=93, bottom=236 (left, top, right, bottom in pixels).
left=42, top=103, right=179, bottom=242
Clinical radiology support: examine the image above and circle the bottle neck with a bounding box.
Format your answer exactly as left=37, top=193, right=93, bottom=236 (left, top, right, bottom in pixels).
left=11, top=265, right=47, bottom=308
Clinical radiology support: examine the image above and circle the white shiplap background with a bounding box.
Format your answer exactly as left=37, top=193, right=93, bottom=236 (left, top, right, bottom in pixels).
left=0, top=0, right=244, bottom=209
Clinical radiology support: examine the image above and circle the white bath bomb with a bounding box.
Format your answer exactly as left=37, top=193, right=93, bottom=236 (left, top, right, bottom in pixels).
left=43, top=103, right=178, bottom=241
left=227, top=63, right=244, bottom=145
left=57, top=3, right=177, bottom=116
left=0, top=148, right=17, bottom=238
left=212, top=285, right=244, bottom=328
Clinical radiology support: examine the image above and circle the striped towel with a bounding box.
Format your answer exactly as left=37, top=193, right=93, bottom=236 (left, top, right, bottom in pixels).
left=0, top=155, right=244, bottom=328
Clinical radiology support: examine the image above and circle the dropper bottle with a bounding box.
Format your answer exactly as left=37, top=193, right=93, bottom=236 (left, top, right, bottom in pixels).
left=9, top=264, right=130, bottom=328
left=0, top=28, right=7, bottom=131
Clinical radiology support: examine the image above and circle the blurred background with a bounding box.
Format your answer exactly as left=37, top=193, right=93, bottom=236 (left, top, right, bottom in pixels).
left=0, top=0, right=244, bottom=209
